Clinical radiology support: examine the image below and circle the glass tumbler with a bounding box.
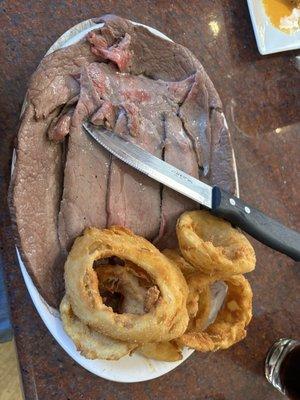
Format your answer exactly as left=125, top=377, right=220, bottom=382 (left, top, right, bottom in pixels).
left=265, top=338, right=300, bottom=399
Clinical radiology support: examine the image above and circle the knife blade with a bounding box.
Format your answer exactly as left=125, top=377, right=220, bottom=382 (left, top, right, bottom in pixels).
left=84, top=122, right=212, bottom=208
left=83, top=121, right=300, bottom=261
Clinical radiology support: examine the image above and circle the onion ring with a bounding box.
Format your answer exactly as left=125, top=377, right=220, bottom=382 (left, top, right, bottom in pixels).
left=137, top=341, right=182, bottom=362
left=162, top=248, right=195, bottom=277
left=96, top=265, right=181, bottom=361
left=176, top=273, right=252, bottom=351
left=163, top=249, right=212, bottom=331
left=176, top=210, right=256, bottom=276
left=64, top=226, right=189, bottom=343
left=60, top=296, right=136, bottom=360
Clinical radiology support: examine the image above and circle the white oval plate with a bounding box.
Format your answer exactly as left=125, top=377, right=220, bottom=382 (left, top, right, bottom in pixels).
left=13, top=18, right=238, bottom=382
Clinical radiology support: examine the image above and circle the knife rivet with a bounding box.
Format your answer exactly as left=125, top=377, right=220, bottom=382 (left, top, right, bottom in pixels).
left=245, top=206, right=251, bottom=214
left=230, top=198, right=236, bottom=206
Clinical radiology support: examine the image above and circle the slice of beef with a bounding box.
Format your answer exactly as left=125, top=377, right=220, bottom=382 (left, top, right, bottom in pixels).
left=9, top=104, right=65, bottom=307
left=58, top=66, right=110, bottom=252
left=179, top=71, right=211, bottom=176
left=90, top=15, right=201, bottom=80
left=48, top=110, right=73, bottom=142
left=27, top=40, right=96, bottom=119
left=58, top=62, right=180, bottom=242
left=88, top=64, right=165, bottom=238
left=209, top=109, right=236, bottom=194
left=154, top=114, right=199, bottom=249
left=9, top=40, right=98, bottom=308
left=48, top=95, right=79, bottom=142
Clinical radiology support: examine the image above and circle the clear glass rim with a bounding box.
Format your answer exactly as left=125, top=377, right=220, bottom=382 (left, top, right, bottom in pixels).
left=265, top=338, right=299, bottom=395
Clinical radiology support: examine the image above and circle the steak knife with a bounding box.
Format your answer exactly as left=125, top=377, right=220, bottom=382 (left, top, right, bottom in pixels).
left=83, top=122, right=300, bottom=261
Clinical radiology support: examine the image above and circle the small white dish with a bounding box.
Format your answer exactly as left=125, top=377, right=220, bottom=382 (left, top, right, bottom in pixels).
left=247, top=0, right=300, bottom=54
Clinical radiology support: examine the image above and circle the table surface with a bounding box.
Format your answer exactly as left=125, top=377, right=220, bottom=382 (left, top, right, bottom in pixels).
left=1, top=1, right=299, bottom=399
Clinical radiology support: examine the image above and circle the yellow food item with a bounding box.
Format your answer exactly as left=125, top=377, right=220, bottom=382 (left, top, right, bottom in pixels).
left=61, top=210, right=255, bottom=361
left=263, top=0, right=299, bottom=32
left=97, top=264, right=183, bottom=361
left=185, top=275, right=212, bottom=331
left=176, top=274, right=253, bottom=352
left=138, top=342, right=182, bottom=362
left=162, top=248, right=195, bottom=277
left=60, top=296, right=136, bottom=360
left=176, top=210, right=256, bottom=277
left=64, top=226, right=189, bottom=343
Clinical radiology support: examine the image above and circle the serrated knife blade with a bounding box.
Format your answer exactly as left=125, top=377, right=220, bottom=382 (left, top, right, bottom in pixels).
left=83, top=121, right=300, bottom=261
left=83, top=121, right=213, bottom=208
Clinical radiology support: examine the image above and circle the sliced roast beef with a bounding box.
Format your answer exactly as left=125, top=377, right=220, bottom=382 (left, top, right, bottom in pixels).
left=47, top=95, right=79, bottom=142
left=58, top=66, right=110, bottom=253
left=90, top=15, right=202, bottom=80
left=58, top=62, right=194, bottom=241
left=27, top=40, right=96, bottom=119
left=10, top=15, right=236, bottom=308
left=179, top=71, right=211, bottom=176
left=154, top=114, right=199, bottom=249
left=9, top=104, right=65, bottom=307
left=88, top=31, right=132, bottom=72
left=209, top=109, right=236, bottom=194
left=48, top=111, right=72, bottom=142
left=9, top=40, right=97, bottom=308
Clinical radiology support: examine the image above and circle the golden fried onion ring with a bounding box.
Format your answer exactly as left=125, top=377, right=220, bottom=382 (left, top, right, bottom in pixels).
left=96, top=264, right=182, bottom=361
left=64, top=226, right=189, bottom=343
left=162, top=249, right=195, bottom=277
left=176, top=273, right=252, bottom=351
left=177, top=210, right=256, bottom=276
left=60, top=296, right=136, bottom=360
left=163, top=249, right=212, bottom=331
left=96, top=265, right=182, bottom=361
left=138, top=341, right=182, bottom=362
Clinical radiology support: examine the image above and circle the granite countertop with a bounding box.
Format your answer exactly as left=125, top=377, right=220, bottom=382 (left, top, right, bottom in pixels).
left=0, top=1, right=299, bottom=399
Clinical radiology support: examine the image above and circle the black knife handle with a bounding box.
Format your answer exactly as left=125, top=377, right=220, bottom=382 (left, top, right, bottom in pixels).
left=211, top=186, right=300, bottom=261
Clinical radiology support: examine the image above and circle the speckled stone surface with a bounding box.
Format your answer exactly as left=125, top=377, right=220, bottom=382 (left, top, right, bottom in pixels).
left=0, top=1, right=299, bottom=399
